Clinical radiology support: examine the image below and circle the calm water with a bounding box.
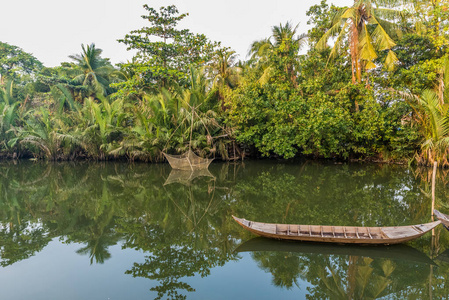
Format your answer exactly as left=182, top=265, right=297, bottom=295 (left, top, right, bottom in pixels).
left=0, top=160, right=449, bottom=299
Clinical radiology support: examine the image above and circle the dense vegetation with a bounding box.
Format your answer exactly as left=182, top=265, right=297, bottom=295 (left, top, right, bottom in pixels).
left=1, top=1, right=448, bottom=166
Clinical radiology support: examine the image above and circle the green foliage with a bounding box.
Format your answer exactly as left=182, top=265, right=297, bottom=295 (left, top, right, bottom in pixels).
left=306, top=0, right=340, bottom=46
left=0, top=2, right=445, bottom=164
left=117, top=5, right=220, bottom=94
left=228, top=78, right=388, bottom=159
left=315, top=0, right=404, bottom=82
left=249, top=22, right=307, bottom=87
left=0, top=41, right=43, bottom=80
left=407, top=56, right=449, bottom=166
left=411, top=0, right=449, bottom=52
left=109, top=67, right=229, bottom=161
left=68, top=43, right=118, bottom=97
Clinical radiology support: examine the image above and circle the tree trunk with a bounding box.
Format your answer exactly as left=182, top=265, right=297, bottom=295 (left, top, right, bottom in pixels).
left=350, top=21, right=360, bottom=84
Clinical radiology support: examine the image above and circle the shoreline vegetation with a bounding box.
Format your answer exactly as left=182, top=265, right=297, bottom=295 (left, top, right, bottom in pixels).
left=0, top=1, right=448, bottom=166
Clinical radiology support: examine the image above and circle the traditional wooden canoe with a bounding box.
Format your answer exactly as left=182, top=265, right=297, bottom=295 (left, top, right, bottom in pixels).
left=434, top=209, right=449, bottom=229
left=232, top=216, right=441, bottom=245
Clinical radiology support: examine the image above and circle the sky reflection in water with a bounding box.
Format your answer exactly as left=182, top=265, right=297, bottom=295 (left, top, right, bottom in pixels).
left=0, top=161, right=448, bottom=299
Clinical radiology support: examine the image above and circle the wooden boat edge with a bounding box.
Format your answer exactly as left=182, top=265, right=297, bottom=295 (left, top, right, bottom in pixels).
left=434, top=209, right=449, bottom=229
left=232, top=215, right=441, bottom=245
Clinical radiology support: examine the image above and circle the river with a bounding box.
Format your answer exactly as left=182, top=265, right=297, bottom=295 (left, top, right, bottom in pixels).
left=0, top=160, right=448, bottom=299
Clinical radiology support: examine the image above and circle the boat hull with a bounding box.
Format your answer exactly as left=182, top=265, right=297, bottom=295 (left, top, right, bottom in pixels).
left=232, top=216, right=441, bottom=245
left=434, top=209, right=449, bottom=229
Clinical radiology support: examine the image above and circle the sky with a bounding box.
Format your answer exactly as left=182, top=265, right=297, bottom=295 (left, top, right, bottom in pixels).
left=1, top=0, right=349, bottom=67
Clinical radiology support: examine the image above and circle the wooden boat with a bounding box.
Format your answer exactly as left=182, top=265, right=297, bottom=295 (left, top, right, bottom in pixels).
left=434, top=209, right=449, bottom=229
left=232, top=216, right=441, bottom=245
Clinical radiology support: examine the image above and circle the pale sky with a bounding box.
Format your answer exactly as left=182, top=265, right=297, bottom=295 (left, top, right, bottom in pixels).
left=1, top=0, right=349, bottom=67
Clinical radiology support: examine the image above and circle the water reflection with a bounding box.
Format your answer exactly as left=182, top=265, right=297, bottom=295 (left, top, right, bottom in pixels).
left=0, top=161, right=449, bottom=299
left=164, top=168, right=215, bottom=186
left=236, top=237, right=436, bottom=265
left=237, top=237, right=434, bottom=298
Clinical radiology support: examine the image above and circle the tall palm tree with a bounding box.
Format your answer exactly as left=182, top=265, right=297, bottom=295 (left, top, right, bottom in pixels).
left=249, top=22, right=307, bottom=85
left=316, top=0, right=403, bottom=84
left=206, top=49, right=241, bottom=110
left=209, top=50, right=241, bottom=90
left=249, top=22, right=307, bottom=61
left=69, top=43, right=116, bottom=98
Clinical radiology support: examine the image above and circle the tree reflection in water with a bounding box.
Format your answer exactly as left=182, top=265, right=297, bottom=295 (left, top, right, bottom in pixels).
left=0, top=161, right=448, bottom=298
left=239, top=238, right=435, bottom=299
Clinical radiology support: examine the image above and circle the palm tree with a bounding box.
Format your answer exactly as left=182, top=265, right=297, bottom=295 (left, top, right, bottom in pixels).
left=17, top=108, right=80, bottom=160
left=209, top=50, right=241, bottom=89
left=249, top=22, right=307, bottom=85
left=249, top=22, right=308, bottom=60
left=80, top=96, right=128, bottom=159
left=69, top=43, right=116, bottom=98
left=406, top=57, right=449, bottom=166
left=206, top=50, right=242, bottom=111
left=316, top=0, right=403, bottom=84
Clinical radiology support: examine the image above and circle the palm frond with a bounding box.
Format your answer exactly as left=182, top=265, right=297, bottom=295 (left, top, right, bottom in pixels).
left=371, top=18, right=397, bottom=50
left=360, top=24, right=378, bottom=61
left=316, top=17, right=346, bottom=51
left=328, top=22, right=350, bottom=60
left=384, top=50, right=399, bottom=71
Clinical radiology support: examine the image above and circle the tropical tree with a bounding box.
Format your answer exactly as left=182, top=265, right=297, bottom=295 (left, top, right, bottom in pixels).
left=208, top=50, right=241, bottom=89
left=117, top=5, right=219, bottom=94
left=206, top=49, right=241, bottom=109
left=0, top=80, right=21, bottom=152
left=407, top=56, right=449, bottom=166
left=249, top=22, right=307, bottom=61
left=249, top=22, right=307, bottom=85
left=316, top=0, right=404, bottom=84
left=69, top=43, right=117, bottom=98
left=0, top=41, right=43, bottom=82
left=79, top=96, right=129, bottom=159
left=410, top=0, right=449, bottom=50
left=15, top=108, right=80, bottom=160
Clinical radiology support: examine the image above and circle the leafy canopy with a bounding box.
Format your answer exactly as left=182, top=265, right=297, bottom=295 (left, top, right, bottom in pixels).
left=117, top=5, right=220, bottom=95
left=0, top=42, right=43, bottom=80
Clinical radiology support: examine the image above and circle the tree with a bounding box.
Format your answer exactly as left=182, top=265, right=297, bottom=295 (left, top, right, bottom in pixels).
left=410, top=0, right=449, bottom=51
left=307, top=0, right=340, bottom=46
left=0, top=42, right=43, bottom=82
left=206, top=49, right=241, bottom=109
left=69, top=43, right=117, bottom=97
left=249, top=22, right=307, bottom=86
left=408, top=56, right=449, bottom=166
left=249, top=22, right=307, bottom=61
left=316, top=0, right=404, bottom=84
left=117, top=5, right=219, bottom=95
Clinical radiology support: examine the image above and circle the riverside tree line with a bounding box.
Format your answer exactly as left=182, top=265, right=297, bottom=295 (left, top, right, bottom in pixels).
left=0, top=0, right=448, bottom=166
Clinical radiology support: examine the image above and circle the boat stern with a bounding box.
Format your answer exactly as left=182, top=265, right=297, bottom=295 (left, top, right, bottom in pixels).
left=434, top=210, right=449, bottom=230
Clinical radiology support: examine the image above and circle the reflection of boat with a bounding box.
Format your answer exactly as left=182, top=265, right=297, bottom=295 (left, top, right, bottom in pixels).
left=163, top=168, right=215, bottom=186
left=163, top=150, right=213, bottom=170
left=434, top=209, right=449, bottom=229
left=236, top=237, right=436, bottom=265
left=232, top=216, right=441, bottom=244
